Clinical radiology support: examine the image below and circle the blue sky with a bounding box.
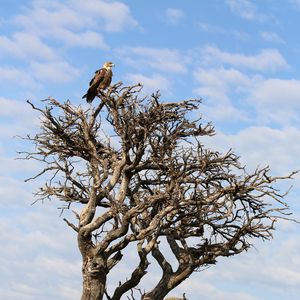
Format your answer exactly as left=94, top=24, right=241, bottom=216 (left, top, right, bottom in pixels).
left=1, top=1, right=300, bottom=299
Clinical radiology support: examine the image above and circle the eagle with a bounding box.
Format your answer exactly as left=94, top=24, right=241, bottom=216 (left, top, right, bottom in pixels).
left=82, top=61, right=115, bottom=103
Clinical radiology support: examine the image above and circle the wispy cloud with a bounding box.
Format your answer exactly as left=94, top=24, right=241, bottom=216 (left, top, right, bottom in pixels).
left=0, top=97, right=31, bottom=117
left=197, top=22, right=225, bottom=33
left=165, top=8, right=185, bottom=25
left=248, top=78, right=300, bottom=125
left=46, top=28, right=108, bottom=49
left=226, top=0, right=270, bottom=22
left=194, top=67, right=252, bottom=96
left=0, top=66, right=38, bottom=88
left=0, top=0, right=139, bottom=93
left=116, top=46, right=187, bottom=73
left=0, top=0, right=138, bottom=68
left=0, top=32, right=58, bottom=61
left=30, top=61, right=80, bottom=83
left=191, top=46, right=294, bottom=126
left=202, top=46, right=289, bottom=71
left=0, top=61, right=80, bottom=89
left=193, top=67, right=252, bottom=122
left=207, top=234, right=300, bottom=292
left=0, top=197, right=82, bottom=299
left=175, top=277, right=260, bottom=300
left=260, top=31, right=285, bottom=44
left=126, top=73, right=171, bottom=95
left=0, top=96, right=39, bottom=169
left=204, top=126, right=300, bottom=174
left=14, top=0, right=138, bottom=37
left=196, top=23, right=251, bottom=42
left=71, top=0, right=138, bottom=32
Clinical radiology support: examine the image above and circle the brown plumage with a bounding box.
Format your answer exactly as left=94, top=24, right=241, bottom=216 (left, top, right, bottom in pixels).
left=82, top=61, right=114, bottom=103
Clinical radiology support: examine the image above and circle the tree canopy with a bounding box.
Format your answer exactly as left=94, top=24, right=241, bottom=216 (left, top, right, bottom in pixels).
left=22, top=83, right=297, bottom=300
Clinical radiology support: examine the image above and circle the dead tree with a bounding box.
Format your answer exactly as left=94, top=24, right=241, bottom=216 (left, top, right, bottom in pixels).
left=22, top=82, right=297, bottom=300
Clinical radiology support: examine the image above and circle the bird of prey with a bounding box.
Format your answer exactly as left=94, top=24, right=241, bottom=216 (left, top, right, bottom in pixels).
left=82, top=61, right=115, bottom=103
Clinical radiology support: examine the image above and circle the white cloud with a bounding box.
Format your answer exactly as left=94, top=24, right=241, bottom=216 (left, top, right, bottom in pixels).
left=191, top=47, right=298, bottom=127
left=53, top=29, right=108, bottom=49
left=14, top=1, right=86, bottom=32
left=71, top=0, right=138, bottom=32
left=191, top=47, right=300, bottom=128
left=260, top=31, right=285, bottom=44
left=197, top=22, right=225, bottom=33
left=250, top=78, right=300, bottom=105
left=30, top=61, right=80, bottom=83
left=232, top=30, right=251, bottom=42
left=0, top=155, right=40, bottom=182
left=249, top=78, right=300, bottom=125
left=198, top=98, right=247, bottom=123
left=202, top=46, right=289, bottom=71
left=225, top=0, right=270, bottom=22
left=194, top=67, right=252, bottom=97
left=0, top=0, right=137, bottom=71
left=165, top=8, right=185, bottom=25
left=0, top=185, right=82, bottom=300
left=165, top=231, right=300, bottom=300
left=116, top=46, right=187, bottom=73
left=0, top=32, right=58, bottom=61
left=196, top=23, right=251, bottom=43
left=203, top=126, right=300, bottom=175
left=193, top=67, right=257, bottom=122
left=126, top=73, right=171, bottom=95
left=217, top=236, right=300, bottom=291
left=0, top=176, right=32, bottom=207
left=59, top=285, right=81, bottom=300
left=0, top=97, right=38, bottom=155
left=13, top=2, right=94, bottom=47
left=14, top=0, right=138, bottom=36
left=0, top=1, right=107, bottom=91
left=0, top=66, right=37, bottom=88
left=0, top=34, right=50, bottom=61
left=226, top=0, right=256, bottom=19
left=173, top=277, right=261, bottom=300
left=0, top=97, right=35, bottom=118
left=0, top=60, right=80, bottom=89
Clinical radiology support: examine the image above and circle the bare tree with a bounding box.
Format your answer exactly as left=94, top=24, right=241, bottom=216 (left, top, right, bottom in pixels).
left=21, top=82, right=297, bottom=300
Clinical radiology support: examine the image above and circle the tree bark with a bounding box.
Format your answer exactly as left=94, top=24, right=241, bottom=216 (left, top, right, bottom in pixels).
left=142, top=278, right=172, bottom=300
left=80, top=254, right=107, bottom=300
left=78, top=232, right=107, bottom=300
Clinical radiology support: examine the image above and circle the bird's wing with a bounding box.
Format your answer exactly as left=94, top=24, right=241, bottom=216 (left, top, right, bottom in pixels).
left=89, top=68, right=106, bottom=86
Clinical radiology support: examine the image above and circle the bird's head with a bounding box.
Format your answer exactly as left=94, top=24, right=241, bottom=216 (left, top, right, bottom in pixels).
left=103, top=61, right=115, bottom=69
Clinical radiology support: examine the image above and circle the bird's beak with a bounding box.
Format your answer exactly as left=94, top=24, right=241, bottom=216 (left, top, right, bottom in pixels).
left=111, top=63, right=115, bottom=67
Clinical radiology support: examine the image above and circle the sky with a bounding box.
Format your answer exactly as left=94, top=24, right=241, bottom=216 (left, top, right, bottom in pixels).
left=1, top=0, right=300, bottom=299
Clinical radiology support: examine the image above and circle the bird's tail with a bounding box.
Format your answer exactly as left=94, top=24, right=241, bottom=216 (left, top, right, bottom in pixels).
left=82, top=93, right=93, bottom=103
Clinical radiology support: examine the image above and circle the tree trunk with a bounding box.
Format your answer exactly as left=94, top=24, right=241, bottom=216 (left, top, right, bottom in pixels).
left=142, top=281, right=170, bottom=300
left=80, top=255, right=107, bottom=300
